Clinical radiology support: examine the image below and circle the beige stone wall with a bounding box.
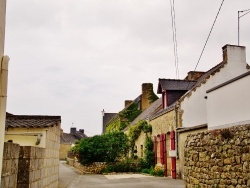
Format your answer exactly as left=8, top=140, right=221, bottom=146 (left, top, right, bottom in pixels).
left=149, top=109, right=176, bottom=176
left=44, top=124, right=61, bottom=187
left=60, top=144, right=71, bottom=160
left=2, top=124, right=60, bottom=187
left=150, top=109, right=175, bottom=136
left=134, top=131, right=147, bottom=158
left=177, top=127, right=207, bottom=179
left=18, top=146, right=46, bottom=187
left=184, top=124, right=250, bottom=187
left=1, top=142, right=20, bottom=188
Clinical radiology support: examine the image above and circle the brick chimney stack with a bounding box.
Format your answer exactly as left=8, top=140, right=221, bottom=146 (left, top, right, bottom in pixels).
left=141, top=83, right=153, bottom=111
left=70, top=127, right=76, bottom=134
left=79, top=129, right=84, bottom=134
left=185, top=71, right=205, bottom=81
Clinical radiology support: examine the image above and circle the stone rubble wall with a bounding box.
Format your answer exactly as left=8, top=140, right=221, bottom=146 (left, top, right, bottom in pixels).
left=1, top=142, right=20, bottom=188
left=184, top=124, right=250, bottom=188
left=67, top=158, right=106, bottom=174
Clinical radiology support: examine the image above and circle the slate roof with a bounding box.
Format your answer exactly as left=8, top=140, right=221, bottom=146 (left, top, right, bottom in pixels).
left=60, top=131, right=87, bottom=144
left=124, top=98, right=162, bottom=130
left=6, top=113, right=61, bottom=128
left=157, top=79, right=196, bottom=94
left=149, top=103, right=176, bottom=121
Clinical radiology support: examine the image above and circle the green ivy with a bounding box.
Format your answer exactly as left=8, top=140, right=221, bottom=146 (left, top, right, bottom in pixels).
left=106, top=102, right=142, bottom=132
left=128, top=120, right=152, bottom=153
left=106, top=116, right=121, bottom=132
left=148, top=90, right=159, bottom=103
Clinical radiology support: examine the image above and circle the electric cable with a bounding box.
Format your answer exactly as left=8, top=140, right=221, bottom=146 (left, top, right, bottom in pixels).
left=169, top=0, right=179, bottom=79
left=194, top=0, right=226, bottom=71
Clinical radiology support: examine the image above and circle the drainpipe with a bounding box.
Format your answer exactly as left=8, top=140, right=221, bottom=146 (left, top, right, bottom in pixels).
left=175, top=104, right=179, bottom=159
left=0, top=55, right=9, bottom=183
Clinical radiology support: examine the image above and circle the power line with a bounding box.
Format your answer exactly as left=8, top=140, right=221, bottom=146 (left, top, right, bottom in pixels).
left=169, top=0, right=179, bottom=79
left=194, top=0, right=226, bottom=71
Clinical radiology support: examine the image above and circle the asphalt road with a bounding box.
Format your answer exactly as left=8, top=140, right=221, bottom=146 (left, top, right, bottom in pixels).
left=58, top=161, right=185, bottom=188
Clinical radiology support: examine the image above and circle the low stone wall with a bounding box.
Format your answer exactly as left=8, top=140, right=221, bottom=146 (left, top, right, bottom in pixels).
left=67, top=158, right=106, bottom=174
left=1, top=142, right=20, bottom=188
left=184, top=124, right=250, bottom=187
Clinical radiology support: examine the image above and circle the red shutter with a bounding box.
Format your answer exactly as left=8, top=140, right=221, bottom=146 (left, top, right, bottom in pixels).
left=160, top=134, right=166, bottom=164
left=170, top=131, right=176, bottom=179
left=159, top=135, right=162, bottom=164
left=163, top=134, right=166, bottom=164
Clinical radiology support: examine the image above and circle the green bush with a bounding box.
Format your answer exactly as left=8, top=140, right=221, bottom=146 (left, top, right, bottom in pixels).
left=76, top=132, right=129, bottom=164
left=101, top=160, right=141, bottom=173
left=149, top=167, right=164, bottom=177
left=141, top=168, right=151, bottom=174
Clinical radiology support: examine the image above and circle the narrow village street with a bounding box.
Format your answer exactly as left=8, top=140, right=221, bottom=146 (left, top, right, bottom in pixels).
left=58, top=161, right=185, bottom=188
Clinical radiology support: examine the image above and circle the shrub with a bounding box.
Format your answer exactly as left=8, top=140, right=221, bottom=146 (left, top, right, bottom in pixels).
left=150, top=166, right=164, bottom=177
left=76, top=132, right=129, bottom=164
left=101, top=159, right=140, bottom=173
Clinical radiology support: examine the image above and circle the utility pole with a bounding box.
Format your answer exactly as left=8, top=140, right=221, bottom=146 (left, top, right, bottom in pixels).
left=0, top=0, right=9, bottom=185
left=238, top=9, right=250, bottom=45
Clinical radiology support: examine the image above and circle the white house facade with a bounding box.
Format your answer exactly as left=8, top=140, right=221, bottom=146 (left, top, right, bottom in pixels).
left=206, top=71, right=250, bottom=129
left=180, top=45, right=249, bottom=128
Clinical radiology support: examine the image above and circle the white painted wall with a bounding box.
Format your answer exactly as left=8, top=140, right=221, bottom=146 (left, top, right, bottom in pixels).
left=207, top=73, right=250, bottom=129
left=181, top=45, right=249, bottom=127
left=5, top=128, right=47, bottom=148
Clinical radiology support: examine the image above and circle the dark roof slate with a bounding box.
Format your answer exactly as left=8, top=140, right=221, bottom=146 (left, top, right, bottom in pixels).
left=157, top=79, right=196, bottom=93
left=6, top=113, right=61, bottom=128
left=60, top=131, right=87, bottom=144
left=124, top=97, right=162, bottom=130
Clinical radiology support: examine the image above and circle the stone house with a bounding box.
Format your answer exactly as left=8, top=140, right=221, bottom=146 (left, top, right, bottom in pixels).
left=148, top=78, right=196, bottom=178
left=124, top=97, right=162, bottom=158
left=4, top=112, right=61, bottom=187
left=179, top=45, right=249, bottom=129
left=105, top=83, right=158, bottom=133
left=177, top=44, right=250, bottom=179
left=102, top=111, right=117, bottom=134
left=60, top=127, right=87, bottom=159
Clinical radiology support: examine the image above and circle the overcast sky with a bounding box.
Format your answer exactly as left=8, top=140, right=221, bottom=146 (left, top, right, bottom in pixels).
left=4, top=0, right=250, bottom=135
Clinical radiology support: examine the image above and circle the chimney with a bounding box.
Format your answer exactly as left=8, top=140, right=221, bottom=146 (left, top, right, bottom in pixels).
left=70, top=127, right=77, bottom=134
left=185, top=71, right=205, bottom=81
left=222, top=44, right=246, bottom=64
left=79, top=129, right=84, bottom=134
left=141, top=83, right=153, bottom=111
left=125, top=100, right=133, bottom=108
left=222, top=44, right=248, bottom=74
left=60, top=128, right=63, bottom=136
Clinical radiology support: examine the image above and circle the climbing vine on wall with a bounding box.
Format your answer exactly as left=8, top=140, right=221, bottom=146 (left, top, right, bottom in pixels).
left=148, top=90, right=159, bottom=104
left=106, top=102, right=142, bottom=132
left=106, top=116, right=120, bottom=132
left=128, top=120, right=152, bottom=153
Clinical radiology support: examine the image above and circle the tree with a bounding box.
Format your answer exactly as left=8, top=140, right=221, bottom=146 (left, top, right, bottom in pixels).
left=76, top=132, right=129, bottom=164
